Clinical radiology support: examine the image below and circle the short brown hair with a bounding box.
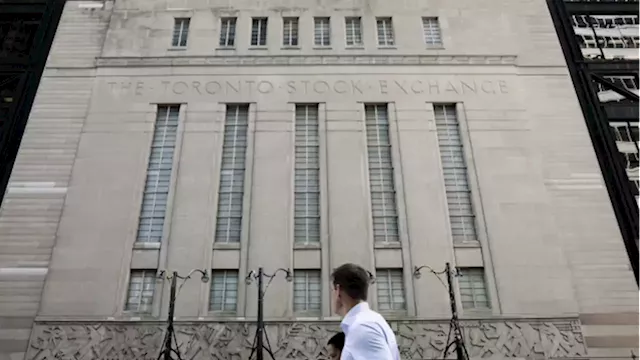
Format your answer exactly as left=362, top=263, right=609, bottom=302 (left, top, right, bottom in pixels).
left=331, top=263, right=369, bottom=301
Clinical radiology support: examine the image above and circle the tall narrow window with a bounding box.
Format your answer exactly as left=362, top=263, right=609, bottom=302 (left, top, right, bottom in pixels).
left=376, top=269, right=405, bottom=311
left=314, top=17, right=331, bottom=46
left=434, top=104, right=477, bottom=243
left=365, top=105, right=399, bottom=243
left=136, top=105, right=179, bottom=243
left=422, top=17, right=442, bottom=46
left=219, top=17, right=237, bottom=47
left=215, top=105, right=249, bottom=243
left=125, top=270, right=156, bottom=313
left=283, top=17, right=299, bottom=46
left=210, top=270, right=239, bottom=312
left=458, top=268, right=490, bottom=309
left=295, top=105, right=320, bottom=245
left=376, top=17, right=395, bottom=46
left=251, top=17, right=268, bottom=46
left=172, top=18, right=190, bottom=47
left=293, top=270, right=321, bottom=314
left=345, top=17, right=363, bottom=47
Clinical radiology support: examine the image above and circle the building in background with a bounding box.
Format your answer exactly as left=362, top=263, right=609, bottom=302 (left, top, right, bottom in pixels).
left=0, top=0, right=638, bottom=359
left=0, top=0, right=64, bottom=206
left=548, top=0, right=639, bottom=284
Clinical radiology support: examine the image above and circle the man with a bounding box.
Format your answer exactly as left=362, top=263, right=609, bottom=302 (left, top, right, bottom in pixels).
left=327, top=332, right=345, bottom=360
left=331, top=263, right=400, bottom=360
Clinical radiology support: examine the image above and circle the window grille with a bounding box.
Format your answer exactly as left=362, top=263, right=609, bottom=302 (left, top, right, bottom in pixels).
left=172, top=18, right=190, bottom=47
left=376, top=17, right=395, bottom=46
left=125, top=270, right=156, bottom=313
left=210, top=270, right=239, bottom=312
left=314, top=17, right=331, bottom=46
left=219, top=17, right=237, bottom=47
left=251, top=18, right=268, bottom=46
left=458, top=268, right=490, bottom=309
left=365, top=105, right=399, bottom=243
left=293, top=270, right=321, bottom=314
left=422, top=17, right=442, bottom=46
left=295, top=105, right=320, bottom=245
left=215, top=105, right=249, bottom=243
left=136, top=105, right=179, bottom=243
left=434, top=105, right=477, bottom=243
left=283, top=17, right=299, bottom=46
left=345, top=17, right=363, bottom=46
left=376, top=269, right=405, bottom=311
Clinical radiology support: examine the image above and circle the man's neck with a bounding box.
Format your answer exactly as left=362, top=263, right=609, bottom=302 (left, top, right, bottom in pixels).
left=342, top=300, right=365, bottom=317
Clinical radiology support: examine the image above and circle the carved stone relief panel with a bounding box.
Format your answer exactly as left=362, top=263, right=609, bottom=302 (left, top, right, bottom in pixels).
left=26, top=318, right=586, bottom=360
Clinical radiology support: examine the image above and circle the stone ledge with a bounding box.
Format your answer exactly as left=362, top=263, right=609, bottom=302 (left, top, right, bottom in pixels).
left=26, top=317, right=586, bottom=360
left=93, top=54, right=518, bottom=68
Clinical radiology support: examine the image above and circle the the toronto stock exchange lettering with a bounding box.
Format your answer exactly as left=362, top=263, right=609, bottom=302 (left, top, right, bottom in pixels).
left=106, top=78, right=509, bottom=97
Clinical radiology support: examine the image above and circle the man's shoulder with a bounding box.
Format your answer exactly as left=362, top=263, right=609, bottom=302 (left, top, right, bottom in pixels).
left=351, top=309, right=392, bottom=331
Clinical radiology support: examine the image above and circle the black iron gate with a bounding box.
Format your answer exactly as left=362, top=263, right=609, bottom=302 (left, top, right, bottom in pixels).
left=547, top=0, right=639, bottom=283
left=0, top=0, right=64, bottom=204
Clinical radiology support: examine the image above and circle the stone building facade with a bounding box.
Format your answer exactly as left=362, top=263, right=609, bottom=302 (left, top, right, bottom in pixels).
left=0, top=0, right=638, bottom=359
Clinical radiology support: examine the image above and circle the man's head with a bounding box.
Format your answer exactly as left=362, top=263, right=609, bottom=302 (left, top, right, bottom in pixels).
left=327, top=332, right=345, bottom=360
left=331, top=263, right=370, bottom=316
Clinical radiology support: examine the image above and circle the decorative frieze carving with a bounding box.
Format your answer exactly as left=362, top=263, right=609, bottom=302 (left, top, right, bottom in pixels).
left=26, top=318, right=586, bottom=360
left=94, top=55, right=517, bottom=68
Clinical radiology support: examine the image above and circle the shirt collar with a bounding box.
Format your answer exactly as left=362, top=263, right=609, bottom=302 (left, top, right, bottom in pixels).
left=340, top=302, right=369, bottom=335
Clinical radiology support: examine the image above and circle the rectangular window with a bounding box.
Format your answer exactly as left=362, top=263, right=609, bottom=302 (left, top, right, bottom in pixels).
left=609, top=121, right=639, bottom=201
left=422, top=17, right=442, bottom=46
left=210, top=270, right=239, bottom=312
left=365, top=105, right=399, bottom=243
left=136, top=105, right=179, bottom=243
left=293, top=270, right=321, bottom=314
left=376, top=17, right=395, bottom=46
left=215, top=105, right=249, bottom=243
left=295, top=105, right=320, bottom=245
left=314, top=17, right=331, bottom=46
left=251, top=17, right=268, bottom=46
left=376, top=269, right=405, bottom=311
left=283, top=17, right=299, bottom=47
left=458, top=268, right=490, bottom=309
left=219, top=17, right=237, bottom=47
left=172, top=18, right=190, bottom=47
left=434, top=104, right=477, bottom=243
left=345, top=17, right=363, bottom=47
left=125, top=270, right=156, bottom=313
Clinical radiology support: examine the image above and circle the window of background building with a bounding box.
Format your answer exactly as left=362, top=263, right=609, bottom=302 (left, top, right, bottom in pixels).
left=136, top=105, right=179, bottom=243
left=376, top=269, right=405, bottom=311
left=294, top=105, right=320, bottom=245
left=172, top=18, right=190, bottom=48
left=283, top=17, right=299, bottom=47
left=434, top=104, right=477, bottom=243
left=376, top=17, right=395, bottom=46
left=458, top=268, right=490, bottom=309
left=365, top=104, right=399, bottom=243
left=219, top=17, right=237, bottom=47
left=572, top=15, right=640, bottom=51
left=345, top=17, right=363, bottom=47
left=422, top=17, right=442, bottom=46
left=293, top=270, right=321, bottom=314
left=215, top=105, right=249, bottom=243
left=251, top=17, right=268, bottom=46
left=210, top=270, right=239, bottom=312
left=125, top=270, right=156, bottom=313
left=314, top=17, right=331, bottom=46
left=609, top=121, right=639, bottom=205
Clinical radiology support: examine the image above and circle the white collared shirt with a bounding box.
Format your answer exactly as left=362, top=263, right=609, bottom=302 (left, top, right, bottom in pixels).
left=340, top=302, right=400, bottom=360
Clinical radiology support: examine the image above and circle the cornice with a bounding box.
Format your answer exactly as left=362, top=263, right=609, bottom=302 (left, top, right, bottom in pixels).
left=33, top=314, right=580, bottom=324
left=95, top=54, right=518, bottom=68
